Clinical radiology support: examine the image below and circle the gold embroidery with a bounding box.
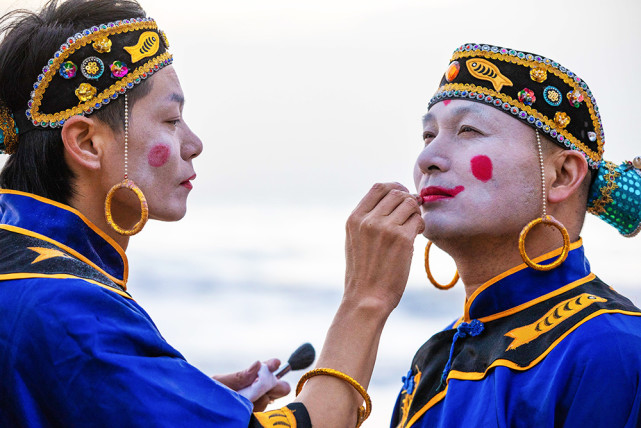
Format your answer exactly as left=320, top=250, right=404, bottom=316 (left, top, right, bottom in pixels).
left=75, top=83, right=97, bottom=102
left=252, top=407, right=297, bottom=427
left=450, top=49, right=604, bottom=161
left=29, top=52, right=171, bottom=125
left=465, top=58, right=513, bottom=91
left=92, top=36, right=112, bottom=53
left=28, top=247, right=73, bottom=264
left=587, top=161, right=619, bottom=215
left=435, top=82, right=600, bottom=166
left=505, top=293, right=607, bottom=350
left=28, top=19, right=171, bottom=126
left=124, top=31, right=160, bottom=63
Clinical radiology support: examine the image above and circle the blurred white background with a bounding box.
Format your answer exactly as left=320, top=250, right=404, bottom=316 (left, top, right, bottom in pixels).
left=2, top=0, right=641, bottom=425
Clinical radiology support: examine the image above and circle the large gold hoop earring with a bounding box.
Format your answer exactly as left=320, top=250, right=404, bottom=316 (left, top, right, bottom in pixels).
left=518, top=215, right=570, bottom=271
left=104, top=179, right=149, bottom=236
left=425, top=240, right=459, bottom=290
left=103, top=93, right=148, bottom=236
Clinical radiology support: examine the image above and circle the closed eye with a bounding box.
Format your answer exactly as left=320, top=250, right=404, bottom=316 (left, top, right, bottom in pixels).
left=459, top=125, right=481, bottom=135
left=423, top=131, right=436, bottom=145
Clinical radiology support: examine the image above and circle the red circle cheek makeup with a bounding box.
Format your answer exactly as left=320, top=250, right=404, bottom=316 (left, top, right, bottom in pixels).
left=148, top=144, right=170, bottom=167
left=470, top=155, right=493, bottom=182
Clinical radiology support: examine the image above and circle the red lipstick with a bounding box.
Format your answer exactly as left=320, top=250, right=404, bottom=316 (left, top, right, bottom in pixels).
left=420, top=185, right=465, bottom=203
left=181, top=174, right=196, bottom=190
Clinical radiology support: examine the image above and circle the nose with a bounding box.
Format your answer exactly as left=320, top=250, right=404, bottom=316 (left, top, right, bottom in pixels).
left=180, top=122, right=203, bottom=160
left=415, top=136, right=451, bottom=176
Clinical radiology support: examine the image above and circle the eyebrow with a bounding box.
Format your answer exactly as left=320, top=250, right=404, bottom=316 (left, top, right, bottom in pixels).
left=168, top=92, right=185, bottom=107
left=422, top=103, right=488, bottom=126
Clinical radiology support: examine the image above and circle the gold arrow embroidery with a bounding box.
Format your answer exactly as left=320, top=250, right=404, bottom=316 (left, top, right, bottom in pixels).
left=28, top=247, right=73, bottom=264
left=505, top=293, right=607, bottom=351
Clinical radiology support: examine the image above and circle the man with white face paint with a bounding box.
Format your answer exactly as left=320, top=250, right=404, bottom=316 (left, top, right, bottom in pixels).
left=391, top=44, right=641, bottom=427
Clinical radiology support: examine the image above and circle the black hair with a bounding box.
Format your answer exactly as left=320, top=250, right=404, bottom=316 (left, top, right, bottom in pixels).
left=0, top=0, right=152, bottom=204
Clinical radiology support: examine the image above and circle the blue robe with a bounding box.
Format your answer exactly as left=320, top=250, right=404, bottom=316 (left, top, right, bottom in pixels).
left=0, top=190, right=308, bottom=427
left=391, top=240, right=641, bottom=427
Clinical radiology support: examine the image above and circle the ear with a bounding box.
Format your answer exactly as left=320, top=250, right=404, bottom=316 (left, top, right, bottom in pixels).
left=60, top=115, right=103, bottom=171
left=547, top=149, right=589, bottom=204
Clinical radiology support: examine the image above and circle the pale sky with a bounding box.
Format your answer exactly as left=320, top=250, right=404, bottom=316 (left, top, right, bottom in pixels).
left=3, top=0, right=640, bottom=205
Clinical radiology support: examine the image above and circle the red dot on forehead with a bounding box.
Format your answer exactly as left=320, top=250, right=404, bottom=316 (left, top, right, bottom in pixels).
left=443, top=100, right=452, bottom=106
left=470, top=155, right=493, bottom=182
left=148, top=144, right=170, bottom=167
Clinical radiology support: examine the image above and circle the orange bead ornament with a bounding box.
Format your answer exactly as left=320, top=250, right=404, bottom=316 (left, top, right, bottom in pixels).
left=446, top=61, right=460, bottom=82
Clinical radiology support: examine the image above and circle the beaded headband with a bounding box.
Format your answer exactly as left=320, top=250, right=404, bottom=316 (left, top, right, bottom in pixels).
left=0, top=17, right=172, bottom=155
left=428, top=43, right=603, bottom=169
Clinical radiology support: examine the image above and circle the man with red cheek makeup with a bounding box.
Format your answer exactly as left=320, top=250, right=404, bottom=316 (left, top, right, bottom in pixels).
left=0, top=1, right=424, bottom=427
left=391, top=44, right=641, bottom=427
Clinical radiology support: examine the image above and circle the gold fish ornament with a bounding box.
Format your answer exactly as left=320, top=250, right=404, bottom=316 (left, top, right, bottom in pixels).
left=466, top=58, right=513, bottom=92
left=124, top=31, right=160, bottom=63
left=504, top=293, right=607, bottom=351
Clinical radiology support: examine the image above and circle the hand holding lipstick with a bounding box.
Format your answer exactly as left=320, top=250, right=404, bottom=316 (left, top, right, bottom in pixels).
left=344, top=182, right=424, bottom=313
left=295, top=183, right=423, bottom=426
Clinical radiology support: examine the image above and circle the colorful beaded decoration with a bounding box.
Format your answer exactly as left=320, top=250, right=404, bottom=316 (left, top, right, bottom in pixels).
left=543, top=86, right=562, bottom=106
left=25, top=17, right=172, bottom=130
left=517, top=88, right=536, bottom=106
left=588, top=160, right=641, bottom=237
left=81, top=56, right=104, bottom=79
left=567, top=89, right=584, bottom=108
left=429, top=43, right=605, bottom=169
left=110, top=61, right=129, bottom=79
left=59, top=61, right=77, bottom=79
left=446, top=61, right=460, bottom=82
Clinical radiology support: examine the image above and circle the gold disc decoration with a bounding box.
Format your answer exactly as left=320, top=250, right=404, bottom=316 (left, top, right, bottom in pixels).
left=518, top=215, right=570, bottom=271
left=424, top=240, right=459, bottom=290
left=104, top=179, right=148, bottom=236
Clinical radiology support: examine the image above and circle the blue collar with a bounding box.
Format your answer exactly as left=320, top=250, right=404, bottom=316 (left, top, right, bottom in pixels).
left=464, top=240, right=591, bottom=321
left=0, top=190, right=128, bottom=288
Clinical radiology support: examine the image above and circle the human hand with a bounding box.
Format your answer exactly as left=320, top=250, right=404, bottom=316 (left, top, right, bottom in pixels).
left=212, top=359, right=291, bottom=411
left=344, top=182, right=424, bottom=313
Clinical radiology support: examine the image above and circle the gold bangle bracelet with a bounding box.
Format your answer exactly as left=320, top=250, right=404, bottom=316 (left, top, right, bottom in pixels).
left=296, top=368, right=372, bottom=428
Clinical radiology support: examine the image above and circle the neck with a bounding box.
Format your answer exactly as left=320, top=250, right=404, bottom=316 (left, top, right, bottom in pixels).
left=68, top=183, right=130, bottom=251
left=437, top=225, right=576, bottom=299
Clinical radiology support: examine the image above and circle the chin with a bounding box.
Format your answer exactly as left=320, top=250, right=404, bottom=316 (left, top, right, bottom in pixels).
left=149, top=204, right=188, bottom=222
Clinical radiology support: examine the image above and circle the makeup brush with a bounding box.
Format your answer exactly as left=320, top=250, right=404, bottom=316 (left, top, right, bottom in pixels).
left=275, top=343, right=316, bottom=379
left=237, top=343, right=316, bottom=401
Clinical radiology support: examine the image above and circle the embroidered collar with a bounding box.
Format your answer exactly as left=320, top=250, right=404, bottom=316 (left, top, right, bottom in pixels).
left=463, top=240, right=590, bottom=322
left=0, top=190, right=128, bottom=288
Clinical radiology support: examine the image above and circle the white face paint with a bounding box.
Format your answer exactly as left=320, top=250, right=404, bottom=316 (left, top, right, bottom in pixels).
left=414, top=99, right=542, bottom=242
